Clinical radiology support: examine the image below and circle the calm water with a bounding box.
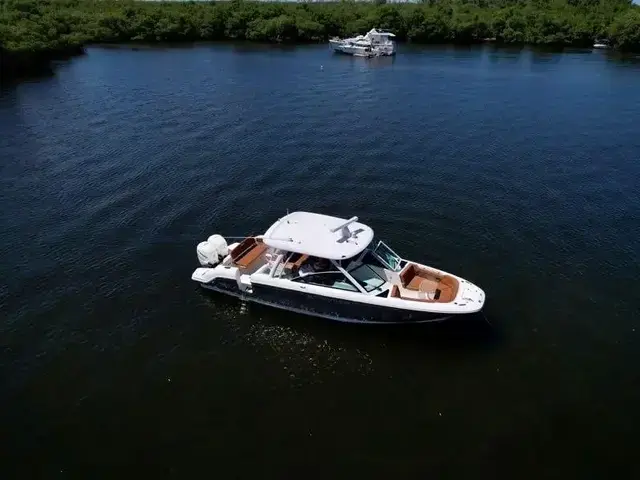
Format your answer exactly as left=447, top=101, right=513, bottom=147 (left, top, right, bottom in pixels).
left=1, top=43, right=640, bottom=477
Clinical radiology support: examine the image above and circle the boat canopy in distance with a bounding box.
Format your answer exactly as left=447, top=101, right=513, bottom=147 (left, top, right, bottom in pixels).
left=370, top=28, right=395, bottom=37
left=262, top=211, right=374, bottom=260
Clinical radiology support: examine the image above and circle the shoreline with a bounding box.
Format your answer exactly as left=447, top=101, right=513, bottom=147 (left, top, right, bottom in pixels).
left=1, top=46, right=85, bottom=83
left=2, top=39, right=630, bottom=84
left=2, top=0, right=639, bottom=82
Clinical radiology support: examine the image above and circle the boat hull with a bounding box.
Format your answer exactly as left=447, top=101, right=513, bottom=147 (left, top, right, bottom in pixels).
left=329, top=41, right=395, bottom=57
left=198, top=278, right=455, bottom=324
left=330, top=43, right=372, bottom=57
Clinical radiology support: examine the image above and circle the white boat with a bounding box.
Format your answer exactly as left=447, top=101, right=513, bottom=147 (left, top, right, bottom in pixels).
left=191, top=212, right=485, bottom=324
left=593, top=40, right=610, bottom=49
left=329, top=28, right=396, bottom=57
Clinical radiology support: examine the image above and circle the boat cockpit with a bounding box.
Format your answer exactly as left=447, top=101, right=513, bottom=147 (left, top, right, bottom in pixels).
left=226, top=236, right=459, bottom=304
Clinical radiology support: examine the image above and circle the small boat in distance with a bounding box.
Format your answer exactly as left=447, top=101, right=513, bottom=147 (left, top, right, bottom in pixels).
left=593, top=39, right=610, bottom=49
left=192, top=212, right=485, bottom=324
left=329, top=28, right=396, bottom=57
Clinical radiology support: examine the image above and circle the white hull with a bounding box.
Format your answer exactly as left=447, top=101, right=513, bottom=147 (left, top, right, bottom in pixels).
left=199, top=282, right=453, bottom=324
left=193, top=259, right=483, bottom=323
left=330, top=42, right=374, bottom=57
left=329, top=42, right=395, bottom=57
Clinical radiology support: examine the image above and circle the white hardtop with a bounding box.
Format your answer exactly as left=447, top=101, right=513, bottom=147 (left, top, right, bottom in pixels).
left=262, top=211, right=374, bottom=260
left=367, top=28, right=395, bottom=38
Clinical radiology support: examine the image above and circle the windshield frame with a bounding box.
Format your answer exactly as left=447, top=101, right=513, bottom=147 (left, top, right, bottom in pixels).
left=372, top=240, right=402, bottom=272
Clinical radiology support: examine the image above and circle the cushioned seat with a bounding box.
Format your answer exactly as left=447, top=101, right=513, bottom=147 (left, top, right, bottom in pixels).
left=400, top=264, right=438, bottom=291
left=435, top=276, right=458, bottom=302
left=397, top=263, right=460, bottom=303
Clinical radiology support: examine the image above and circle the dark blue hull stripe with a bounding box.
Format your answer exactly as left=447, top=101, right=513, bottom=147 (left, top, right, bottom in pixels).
left=200, top=279, right=454, bottom=324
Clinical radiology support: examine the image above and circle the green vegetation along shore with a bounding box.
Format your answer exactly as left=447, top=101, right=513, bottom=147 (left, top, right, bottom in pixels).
left=2, top=0, right=640, bottom=80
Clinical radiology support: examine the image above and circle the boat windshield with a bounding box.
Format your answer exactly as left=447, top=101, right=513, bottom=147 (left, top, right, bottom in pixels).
left=348, top=264, right=386, bottom=292
left=373, top=241, right=402, bottom=271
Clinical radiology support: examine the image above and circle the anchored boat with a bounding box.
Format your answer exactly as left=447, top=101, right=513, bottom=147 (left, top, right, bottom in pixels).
left=192, top=212, right=485, bottom=324
left=329, top=28, right=396, bottom=57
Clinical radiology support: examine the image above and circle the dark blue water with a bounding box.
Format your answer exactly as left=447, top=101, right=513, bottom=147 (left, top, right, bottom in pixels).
left=1, top=43, right=639, bottom=477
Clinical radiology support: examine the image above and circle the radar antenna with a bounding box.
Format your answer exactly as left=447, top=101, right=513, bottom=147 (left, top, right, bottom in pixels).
left=330, top=216, right=359, bottom=241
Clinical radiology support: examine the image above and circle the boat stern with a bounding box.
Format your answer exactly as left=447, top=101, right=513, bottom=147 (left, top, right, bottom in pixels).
left=192, top=267, right=218, bottom=285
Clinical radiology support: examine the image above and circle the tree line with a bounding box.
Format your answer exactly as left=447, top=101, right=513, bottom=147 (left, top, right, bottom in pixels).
left=2, top=0, right=640, bottom=78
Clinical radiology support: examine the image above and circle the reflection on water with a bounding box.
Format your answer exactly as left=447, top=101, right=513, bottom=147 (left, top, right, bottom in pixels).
left=329, top=52, right=397, bottom=68
left=529, top=49, right=563, bottom=64
left=603, top=51, right=640, bottom=66
left=215, top=298, right=376, bottom=385
left=230, top=42, right=305, bottom=54
left=244, top=321, right=374, bottom=386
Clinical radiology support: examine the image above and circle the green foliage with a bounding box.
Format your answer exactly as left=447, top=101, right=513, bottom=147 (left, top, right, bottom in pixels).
left=0, top=0, right=639, bottom=62
left=609, top=8, right=640, bottom=51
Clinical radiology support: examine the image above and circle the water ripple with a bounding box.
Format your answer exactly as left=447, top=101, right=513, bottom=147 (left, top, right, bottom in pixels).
left=1, top=43, right=640, bottom=476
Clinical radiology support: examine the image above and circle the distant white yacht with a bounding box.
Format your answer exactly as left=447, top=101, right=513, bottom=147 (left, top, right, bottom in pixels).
left=329, top=28, right=396, bottom=57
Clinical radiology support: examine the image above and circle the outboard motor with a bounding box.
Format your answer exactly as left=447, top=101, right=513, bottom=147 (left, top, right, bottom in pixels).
left=197, top=234, right=229, bottom=266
